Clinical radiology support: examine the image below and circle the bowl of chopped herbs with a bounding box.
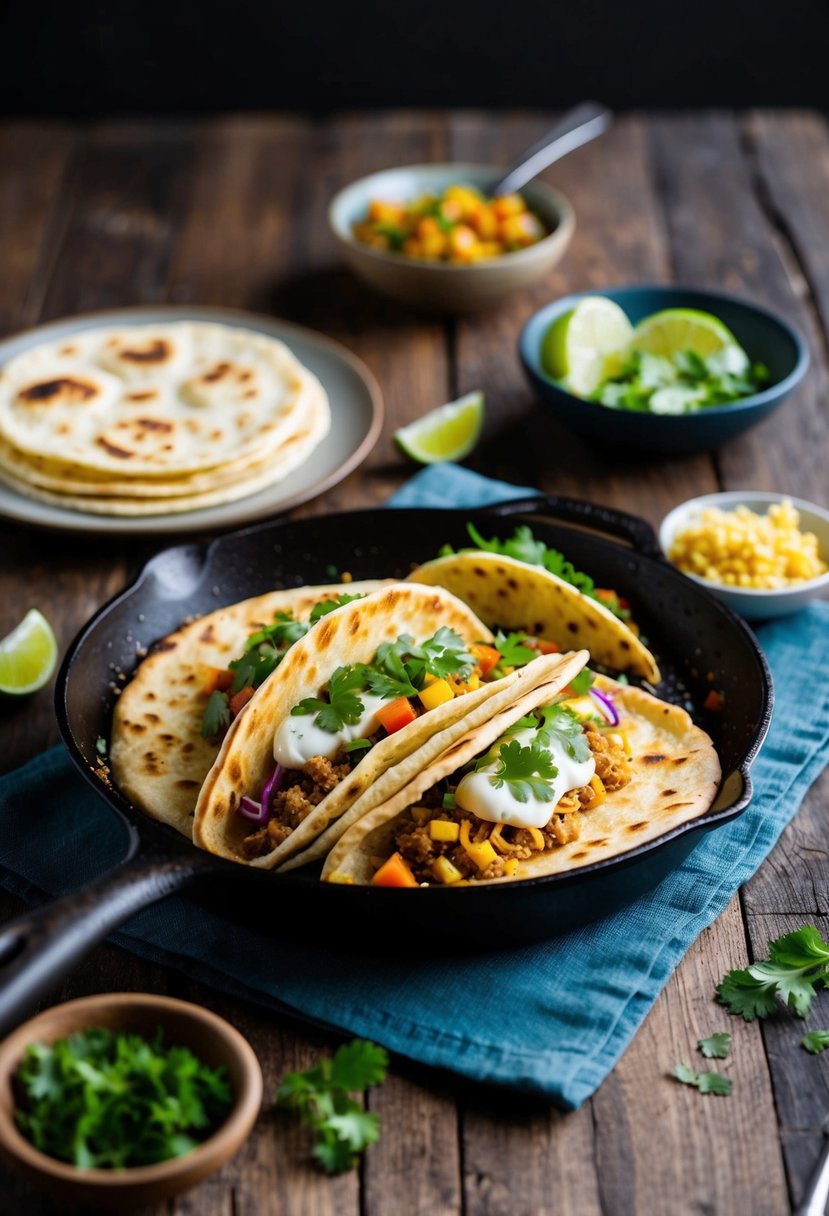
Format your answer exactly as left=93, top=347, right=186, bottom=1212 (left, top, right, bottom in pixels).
left=0, top=993, right=262, bottom=1207
left=520, top=285, right=808, bottom=455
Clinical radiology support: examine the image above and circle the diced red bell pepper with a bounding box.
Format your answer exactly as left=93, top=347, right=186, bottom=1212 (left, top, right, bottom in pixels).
left=228, top=685, right=255, bottom=716
left=375, top=696, right=418, bottom=735
left=203, top=667, right=233, bottom=695
left=530, top=637, right=560, bottom=654
left=471, top=643, right=500, bottom=678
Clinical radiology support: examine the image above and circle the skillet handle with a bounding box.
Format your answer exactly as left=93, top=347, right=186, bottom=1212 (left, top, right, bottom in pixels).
left=0, top=850, right=211, bottom=1039
left=485, top=494, right=664, bottom=560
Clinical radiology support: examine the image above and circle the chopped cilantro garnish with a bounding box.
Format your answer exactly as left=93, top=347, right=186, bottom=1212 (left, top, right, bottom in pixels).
left=536, top=703, right=593, bottom=763
left=442, top=790, right=457, bottom=810
left=276, top=1039, right=388, bottom=1174
left=308, top=593, right=366, bottom=624
left=415, top=626, right=474, bottom=681
left=716, top=926, right=829, bottom=1020
left=489, top=738, right=559, bottom=804
left=292, top=664, right=371, bottom=733
left=14, top=1028, right=232, bottom=1168
left=201, top=689, right=231, bottom=738
left=492, top=630, right=536, bottom=674
left=802, top=1030, right=829, bottom=1054
left=592, top=348, right=770, bottom=415
left=343, top=738, right=372, bottom=753
left=672, top=1064, right=732, bottom=1095
left=698, top=1032, right=731, bottom=1059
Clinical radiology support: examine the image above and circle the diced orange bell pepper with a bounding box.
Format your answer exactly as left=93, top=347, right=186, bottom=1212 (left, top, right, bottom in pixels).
left=372, top=851, right=418, bottom=888
left=375, top=696, right=417, bottom=735
left=203, top=667, right=233, bottom=695
left=531, top=637, right=560, bottom=655
left=471, top=643, right=501, bottom=677
left=228, top=685, right=254, bottom=716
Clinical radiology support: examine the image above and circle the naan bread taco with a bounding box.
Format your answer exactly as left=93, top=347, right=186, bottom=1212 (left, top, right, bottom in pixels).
left=408, top=522, right=660, bottom=683
left=193, top=585, right=586, bottom=871
left=110, top=580, right=387, bottom=838
left=322, top=671, right=720, bottom=887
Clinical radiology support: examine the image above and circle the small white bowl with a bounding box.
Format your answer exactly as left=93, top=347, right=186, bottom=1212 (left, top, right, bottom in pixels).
left=659, top=491, right=829, bottom=620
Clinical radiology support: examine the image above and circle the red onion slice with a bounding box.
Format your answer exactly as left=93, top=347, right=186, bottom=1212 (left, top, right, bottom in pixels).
left=238, top=795, right=267, bottom=824
left=259, top=763, right=284, bottom=818
left=589, top=687, right=620, bottom=727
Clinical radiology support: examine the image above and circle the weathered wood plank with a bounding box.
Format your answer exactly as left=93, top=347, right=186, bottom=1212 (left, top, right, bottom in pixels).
left=649, top=112, right=829, bottom=505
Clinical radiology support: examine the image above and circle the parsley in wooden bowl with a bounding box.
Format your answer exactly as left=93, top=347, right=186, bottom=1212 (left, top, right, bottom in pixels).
left=0, top=993, right=262, bottom=1208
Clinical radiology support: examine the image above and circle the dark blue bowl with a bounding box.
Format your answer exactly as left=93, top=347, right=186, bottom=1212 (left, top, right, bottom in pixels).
left=519, top=285, right=809, bottom=455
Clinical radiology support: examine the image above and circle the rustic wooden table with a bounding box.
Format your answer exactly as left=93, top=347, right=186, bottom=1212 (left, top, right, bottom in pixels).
left=1, top=110, right=828, bottom=1216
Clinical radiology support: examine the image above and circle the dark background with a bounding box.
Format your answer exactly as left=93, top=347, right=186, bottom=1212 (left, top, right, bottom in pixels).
left=2, top=0, right=827, bottom=114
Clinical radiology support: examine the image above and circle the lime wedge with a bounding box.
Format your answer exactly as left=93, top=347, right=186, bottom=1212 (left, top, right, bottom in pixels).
left=0, top=609, right=59, bottom=695
left=395, top=391, right=484, bottom=464
left=630, top=308, right=746, bottom=364
left=541, top=297, right=634, bottom=396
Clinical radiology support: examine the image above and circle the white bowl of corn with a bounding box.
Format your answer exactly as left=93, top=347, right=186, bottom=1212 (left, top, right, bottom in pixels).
left=659, top=491, right=829, bottom=619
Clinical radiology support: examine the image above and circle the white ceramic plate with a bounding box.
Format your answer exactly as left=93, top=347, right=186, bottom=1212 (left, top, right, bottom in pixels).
left=0, top=306, right=383, bottom=535
left=659, top=490, right=829, bottom=619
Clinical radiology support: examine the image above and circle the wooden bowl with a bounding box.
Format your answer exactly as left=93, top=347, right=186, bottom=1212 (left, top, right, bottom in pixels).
left=0, top=993, right=263, bottom=1209
left=329, top=163, right=574, bottom=313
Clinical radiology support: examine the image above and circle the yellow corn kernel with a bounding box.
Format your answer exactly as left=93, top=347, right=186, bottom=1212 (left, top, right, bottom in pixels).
left=432, top=855, right=464, bottom=885
left=492, top=193, right=525, bottom=218
left=418, top=677, right=454, bottom=711
left=429, top=819, right=460, bottom=843
left=468, top=205, right=499, bottom=240
left=409, top=806, right=432, bottom=825
left=448, top=225, right=478, bottom=260
left=368, top=200, right=406, bottom=225
left=449, top=671, right=481, bottom=695
left=503, top=858, right=520, bottom=877
left=560, top=695, right=597, bottom=721
left=607, top=730, right=633, bottom=759
left=326, top=871, right=354, bottom=884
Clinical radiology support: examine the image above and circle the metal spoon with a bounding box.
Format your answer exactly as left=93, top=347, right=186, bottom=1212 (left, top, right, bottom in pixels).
left=491, top=101, right=613, bottom=197
left=794, top=1131, right=829, bottom=1216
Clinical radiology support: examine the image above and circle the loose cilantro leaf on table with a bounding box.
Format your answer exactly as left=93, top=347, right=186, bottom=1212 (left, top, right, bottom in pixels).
left=716, top=926, right=829, bottom=1020
left=276, top=1039, right=388, bottom=1174
left=292, top=664, right=369, bottom=733
left=14, top=1028, right=232, bottom=1168
left=489, top=738, right=558, bottom=804
left=698, top=1032, right=731, bottom=1059
left=802, top=1030, right=829, bottom=1054
left=672, top=1064, right=732, bottom=1095
left=201, top=689, right=231, bottom=738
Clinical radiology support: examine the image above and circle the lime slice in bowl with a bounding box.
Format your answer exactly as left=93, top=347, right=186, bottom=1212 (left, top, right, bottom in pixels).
left=395, top=391, right=485, bottom=464
left=540, top=297, right=633, bottom=396
left=0, top=609, right=59, bottom=695
left=631, top=308, right=748, bottom=368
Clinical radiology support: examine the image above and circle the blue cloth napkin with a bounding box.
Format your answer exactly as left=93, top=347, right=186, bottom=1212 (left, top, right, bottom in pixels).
left=1, top=466, right=828, bottom=1108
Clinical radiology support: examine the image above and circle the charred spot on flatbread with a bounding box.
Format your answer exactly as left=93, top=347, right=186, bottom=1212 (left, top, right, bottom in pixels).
left=115, top=338, right=173, bottom=365
left=17, top=377, right=99, bottom=406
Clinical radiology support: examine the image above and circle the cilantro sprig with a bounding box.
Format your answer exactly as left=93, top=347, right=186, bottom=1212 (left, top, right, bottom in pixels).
left=697, top=1032, right=731, bottom=1059
left=716, top=926, right=829, bottom=1020
left=592, top=348, right=770, bottom=415
left=802, top=1030, right=829, bottom=1054
left=490, top=738, right=559, bottom=804
left=14, top=1028, right=232, bottom=1169
left=491, top=629, right=536, bottom=676
left=292, top=664, right=370, bottom=733
left=672, top=1064, right=732, bottom=1095
left=276, top=1039, right=389, bottom=1174
left=536, top=703, right=593, bottom=763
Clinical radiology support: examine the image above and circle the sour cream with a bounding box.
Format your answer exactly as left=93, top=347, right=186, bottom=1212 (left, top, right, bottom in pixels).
left=455, top=728, right=595, bottom=830
left=273, top=693, right=388, bottom=768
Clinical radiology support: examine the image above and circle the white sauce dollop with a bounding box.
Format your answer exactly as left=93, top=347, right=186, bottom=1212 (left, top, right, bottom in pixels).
left=273, top=692, right=388, bottom=768
left=455, top=728, right=595, bottom=830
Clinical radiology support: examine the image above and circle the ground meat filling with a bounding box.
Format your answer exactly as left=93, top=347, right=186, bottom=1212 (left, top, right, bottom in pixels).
left=241, top=753, right=353, bottom=859
left=391, top=729, right=632, bottom=883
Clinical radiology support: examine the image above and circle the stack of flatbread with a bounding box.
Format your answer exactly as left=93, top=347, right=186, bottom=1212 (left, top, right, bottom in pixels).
left=0, top=321, right=331, bottom=515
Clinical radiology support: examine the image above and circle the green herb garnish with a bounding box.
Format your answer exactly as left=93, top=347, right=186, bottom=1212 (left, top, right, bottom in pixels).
left=672, top=1064, right=732, bottom=1095
left=592, top=348, right=769, bottom=415
left=276, top=1039, right=388, bottom=1174
left=569, top=669, right=595, bottom=695
left=95, top=736, right=107, bottom=756
left=492, top=630, right=536, bottom=674
left=716, top=926, right=829, bottom=1020
left=802, top=1030, right=829, bottom=1054
left=201, top=689, right=231, bottom=738
left=14, top=1027, right=232, bottom=1169
left=292, top=664, right=370, bottom=733
left=343, top=738, right=372, bottom=753
left=697, top=1032, right=731, bottom=1059
left=489, top=738, right=559, bottom=804
left=536, top=703, right=593, bottom=762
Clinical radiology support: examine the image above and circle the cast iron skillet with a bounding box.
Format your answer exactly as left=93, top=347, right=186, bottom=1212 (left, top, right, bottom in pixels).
left=0, top=497, right=773, bottom=1037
